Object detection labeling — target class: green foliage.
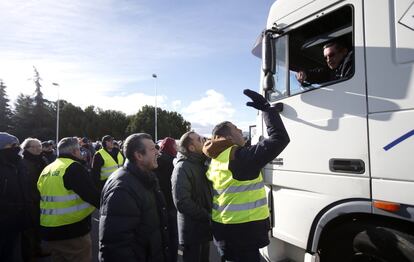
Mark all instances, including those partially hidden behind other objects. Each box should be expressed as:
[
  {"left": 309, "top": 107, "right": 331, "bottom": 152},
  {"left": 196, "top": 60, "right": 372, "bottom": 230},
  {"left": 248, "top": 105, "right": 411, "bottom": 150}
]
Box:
[
  {"left": 0, "top": 80, "right": 12, "bottom": 132},
  {"left": 12, "top": 94, "right": 35, "bottom": 139},
  {"left": 98, "top": 109, "right": 128, "bottom": 140},
  {"left": 59, "top": 101, "right": 86, "bottom": 138},
  {"left": 126, "top": 105, "right": 191, "bottom": 140},
  {"left": 29, "top": 67, "right": 55, "bottom": 140}
]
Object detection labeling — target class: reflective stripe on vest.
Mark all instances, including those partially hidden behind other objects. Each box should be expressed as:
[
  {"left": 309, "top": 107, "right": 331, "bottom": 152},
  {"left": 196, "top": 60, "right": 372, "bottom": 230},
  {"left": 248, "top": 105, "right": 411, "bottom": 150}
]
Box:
[
  {"left": 41, "top": 194, "right": 80, "bottom": 202},
  {"left": 37, "top": 158, "right": 95, "bottom": 227},
  {"left": 206, "top": 146, "right": 269, "bottom": 224},
  {"left": 97, "top": 149, "right": 124, "bottom": 180},
  {"left": 40, "top": 202, "right": 92, "bottom": 215},
  {"left": 212, "top": 197, "right": 268, "bottom": 212},
  {"left": 213, "top": 181, "right": 265, "bottom": 195}
]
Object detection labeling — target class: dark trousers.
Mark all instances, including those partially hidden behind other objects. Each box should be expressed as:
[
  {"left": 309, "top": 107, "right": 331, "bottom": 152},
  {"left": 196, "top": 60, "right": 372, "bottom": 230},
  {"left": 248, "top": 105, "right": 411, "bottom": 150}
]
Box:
[
  {"left": 0, "top": 232, "right": 23, "bottom": 262},
  {"left": 46, "top": 233, "right": 92, "bottom": 262},
  {"left": 215, "top": 239, "right": 261, "bottom": 262},
  {"left": 182, "top": 241, "right": 210, "bottom": 262},
  {"left": 168, "top": 209, "right": 179, "bottom": 262}
]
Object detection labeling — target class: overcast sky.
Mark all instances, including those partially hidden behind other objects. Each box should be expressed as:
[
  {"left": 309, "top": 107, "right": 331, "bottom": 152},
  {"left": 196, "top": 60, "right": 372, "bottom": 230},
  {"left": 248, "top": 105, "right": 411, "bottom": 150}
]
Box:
[{"left": 0, "top": 0, "right": 274, "bottom": 136}]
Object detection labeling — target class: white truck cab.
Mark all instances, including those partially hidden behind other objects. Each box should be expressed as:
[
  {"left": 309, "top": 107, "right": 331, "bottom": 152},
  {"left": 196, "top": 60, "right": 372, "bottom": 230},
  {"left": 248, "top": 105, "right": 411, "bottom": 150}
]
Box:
[{"left": 253, "top": 0, "right": 414, "bottom": 261}]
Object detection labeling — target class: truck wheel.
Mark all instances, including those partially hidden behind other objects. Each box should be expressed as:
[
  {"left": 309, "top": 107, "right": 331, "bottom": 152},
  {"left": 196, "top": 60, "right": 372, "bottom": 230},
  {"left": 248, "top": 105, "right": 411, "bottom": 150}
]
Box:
[
  {"left": 353, "top": 226, "right": 414, "bottom": 262},
  {"left": 319, "top": 222, "right": 365, "bottom": 262},
  {"left": 319, "top": 223, "right": 414, "bottom": 262}
]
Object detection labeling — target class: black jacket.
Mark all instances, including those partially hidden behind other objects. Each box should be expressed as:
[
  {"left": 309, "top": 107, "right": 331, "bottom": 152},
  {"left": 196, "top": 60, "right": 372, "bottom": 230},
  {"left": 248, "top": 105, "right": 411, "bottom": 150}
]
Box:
[
  {"left": 305, "top": 50, "right": 354, "bottom": 84},
  {"left": 40, "top": 154, "right": 100, "bottom": 241},
  {"left": 155, "top": 152, "right": 176, "bottom": 211},
  {"left": 99, "top": 160, "right": 170, "bottom": 262},
  {"left": 0, "top": 151, "right": 32, "bottom": 233},
  {"left": 41, "top": 151, "right": 56, "bottom": 165},
  {"left": 22, "top": 151, "right": 47, "bottom": 226},
  {"left": 171, "top": 152, "right": 212, "bottom": 245},
  {"left": 203, "top": 106, "right": 290, "bottom": 249}
]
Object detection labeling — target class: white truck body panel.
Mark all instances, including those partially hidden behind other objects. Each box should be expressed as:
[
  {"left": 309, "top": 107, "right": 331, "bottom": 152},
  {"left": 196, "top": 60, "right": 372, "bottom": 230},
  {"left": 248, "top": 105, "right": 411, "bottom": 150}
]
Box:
[{"left": 257, "top": 0, "right": 414, "bottom": 261}]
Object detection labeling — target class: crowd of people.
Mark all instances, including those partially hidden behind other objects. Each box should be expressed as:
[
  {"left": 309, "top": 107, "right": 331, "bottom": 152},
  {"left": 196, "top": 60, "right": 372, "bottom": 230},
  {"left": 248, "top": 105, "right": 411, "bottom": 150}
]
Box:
[{"left": 0, "top": 89, "right": 290, "bottom": 262}]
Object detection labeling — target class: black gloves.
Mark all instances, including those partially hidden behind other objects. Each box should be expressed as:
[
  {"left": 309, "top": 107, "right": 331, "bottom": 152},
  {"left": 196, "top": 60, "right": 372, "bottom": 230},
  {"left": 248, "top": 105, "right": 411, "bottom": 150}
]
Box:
[
  {"left": 244, "top": 89, "right": 270, "bottom": 111},
  {"left": 243, "top": 89, "right": 283, "bottom": 112}
]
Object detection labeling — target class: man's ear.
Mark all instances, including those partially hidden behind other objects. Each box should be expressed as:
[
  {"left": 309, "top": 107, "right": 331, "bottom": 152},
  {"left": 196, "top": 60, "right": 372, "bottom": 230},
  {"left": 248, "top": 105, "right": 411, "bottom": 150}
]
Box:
[
  {"left": 133, "top": 151, "right": 143, "bottom": 162},
  {"left": 188, "top": 144, "right": 195, "bottom": 153},
  {"left": 226, "top": 135, "right": 233, "bottom": 142}
]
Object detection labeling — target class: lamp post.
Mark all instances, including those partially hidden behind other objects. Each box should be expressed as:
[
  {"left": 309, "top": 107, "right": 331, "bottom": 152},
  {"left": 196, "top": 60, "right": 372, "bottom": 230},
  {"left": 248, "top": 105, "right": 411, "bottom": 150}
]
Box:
[
  {"left": 52, "top": 82, "right": 60, "bottom": 153},
  {"left": 152, "top": 74, "right": 158, "bottom": 142}
]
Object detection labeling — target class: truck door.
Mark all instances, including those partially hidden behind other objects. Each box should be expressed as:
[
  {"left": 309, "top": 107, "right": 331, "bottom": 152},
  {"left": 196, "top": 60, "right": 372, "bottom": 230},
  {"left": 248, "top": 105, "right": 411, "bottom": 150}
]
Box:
[{"left": 364, "top": 0, "right": 414, "bottom": 209}]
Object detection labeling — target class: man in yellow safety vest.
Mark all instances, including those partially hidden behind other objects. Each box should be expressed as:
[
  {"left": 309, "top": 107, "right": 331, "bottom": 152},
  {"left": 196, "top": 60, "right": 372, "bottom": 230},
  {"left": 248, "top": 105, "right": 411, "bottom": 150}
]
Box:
[
  {"left": 203, "top": 89, "right": 290, "bottom": 262},
  {"left": 92, "top": 135, "right": 124, "bottom": 190},
  {"left": 37, "top": 137, "right": 100, "bottom": 262}
]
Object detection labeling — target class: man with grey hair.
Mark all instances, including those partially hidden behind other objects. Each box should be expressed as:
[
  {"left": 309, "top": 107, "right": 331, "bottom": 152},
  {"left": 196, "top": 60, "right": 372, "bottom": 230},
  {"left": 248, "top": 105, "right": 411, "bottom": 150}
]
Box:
[
  {"left": 37, "top": 137, "right": 100, "bottom": 262},
  {"left": 20, "top": 137, "right": 49, "bottom": 260},
  {"left": 99, "top": 133, "right": 170, "bottom": 262},
  {"left": 172, "top": 131, "right": 212, "bottom": 262}
]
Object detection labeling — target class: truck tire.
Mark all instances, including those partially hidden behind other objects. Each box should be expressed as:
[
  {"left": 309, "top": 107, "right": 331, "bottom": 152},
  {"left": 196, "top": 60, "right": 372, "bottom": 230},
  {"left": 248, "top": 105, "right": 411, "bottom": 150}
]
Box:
[
  {"left": 353, "top": 226, "right": 414, "bottom": 262},
  {"left": 319, "top": 221, "right": 365, "bottom": 262},
  {"left": 319, "top": 222, "right": 414, "bottom": 262}
]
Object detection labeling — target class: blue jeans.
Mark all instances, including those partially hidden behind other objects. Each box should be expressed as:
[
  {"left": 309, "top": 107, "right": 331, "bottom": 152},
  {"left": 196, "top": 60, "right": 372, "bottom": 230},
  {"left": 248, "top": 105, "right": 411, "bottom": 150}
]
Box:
[{"left": 214, "top": 239, "right": 261, "bottom": 262}]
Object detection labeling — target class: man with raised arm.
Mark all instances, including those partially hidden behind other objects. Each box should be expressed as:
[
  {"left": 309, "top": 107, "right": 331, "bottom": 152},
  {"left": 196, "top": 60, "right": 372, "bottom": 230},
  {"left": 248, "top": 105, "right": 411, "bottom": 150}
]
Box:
[{"left": 203, "top": 89, "right": 290, "bottom": 262}]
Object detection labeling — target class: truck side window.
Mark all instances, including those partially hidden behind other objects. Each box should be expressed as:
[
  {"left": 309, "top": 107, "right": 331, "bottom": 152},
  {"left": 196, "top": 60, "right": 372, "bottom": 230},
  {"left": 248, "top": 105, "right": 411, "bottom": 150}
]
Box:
[{"left": 268, "top": 5, "right": 354, "bottom": 102}]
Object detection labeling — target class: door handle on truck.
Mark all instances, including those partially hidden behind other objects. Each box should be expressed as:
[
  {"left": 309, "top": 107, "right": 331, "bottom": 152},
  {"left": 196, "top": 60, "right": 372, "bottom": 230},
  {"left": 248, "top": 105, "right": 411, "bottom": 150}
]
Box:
[{"left": 329, "top": 158, "right": 365, "bottom": 174}]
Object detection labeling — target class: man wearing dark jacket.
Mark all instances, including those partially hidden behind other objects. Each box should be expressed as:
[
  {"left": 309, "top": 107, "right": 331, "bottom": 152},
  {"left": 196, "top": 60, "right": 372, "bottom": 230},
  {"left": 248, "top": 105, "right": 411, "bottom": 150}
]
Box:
[
  {"left": 37, "top": 137, "right": 100, "bottom": 262},
  {"left": 0, "top": 132, "right": 31, "bottom": 262},
  {"left": 296, "top": 41, "right": 353, "bottom": 85},
  {"left": 41, "top": 141, "right": 56, "bottom": 165},
  {"left": 79, "top": 137, "right": 93, "bottom": 170},
  {"left": 172, "top": 131, "right": 212, "bottom": 262},
  {"left": 92, "top": 135, "right": 124, "bottom": 190},
  {"left": 21, "top": 138, "right": 49, "bottom": 260},
  {"left": 155, "top": 137, "right": 179, "bottom": 262},
  {"left": 202, "top": 89, "right": 290, "bottom": 262},
  {"left": 99, "top": 133, "right": 170, "bottom": 262}
]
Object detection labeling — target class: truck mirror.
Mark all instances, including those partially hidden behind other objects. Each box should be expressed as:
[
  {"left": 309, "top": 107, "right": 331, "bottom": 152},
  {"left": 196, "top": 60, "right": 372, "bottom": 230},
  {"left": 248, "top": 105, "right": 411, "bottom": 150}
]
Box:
[
  {"left": 262, "top": 31, "right": 275, "bottom": 91},
  {"left": 263, "top": 73, "right": 275, "bottom": 91},
  {"left": 262, "top": 31, "right": 275, "bottom": 74}
]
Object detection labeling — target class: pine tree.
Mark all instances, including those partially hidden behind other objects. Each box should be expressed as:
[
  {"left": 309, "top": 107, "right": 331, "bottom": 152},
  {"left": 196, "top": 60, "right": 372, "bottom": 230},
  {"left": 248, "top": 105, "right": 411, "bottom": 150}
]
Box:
[
  {"left": 0, "top": 80, "right": 13, "bottom": 132},
  {"left": 30, "top": 66, "right": 55, "bottom": 140},
  {"left": 12, "top": 93, "right": 34, "bottom": 140}
]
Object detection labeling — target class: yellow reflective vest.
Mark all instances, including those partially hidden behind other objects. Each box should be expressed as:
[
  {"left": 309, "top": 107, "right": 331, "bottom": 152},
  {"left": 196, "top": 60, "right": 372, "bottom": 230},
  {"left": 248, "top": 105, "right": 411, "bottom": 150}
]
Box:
[
  {"left": 97, "top": 149, "right": 124, "bottom": 181},
  {"left": 206, "top": 146, "right": 269, "bottom": 224},
  {"left": 37, "top": 158, "right": 95, "bottom": 227}
]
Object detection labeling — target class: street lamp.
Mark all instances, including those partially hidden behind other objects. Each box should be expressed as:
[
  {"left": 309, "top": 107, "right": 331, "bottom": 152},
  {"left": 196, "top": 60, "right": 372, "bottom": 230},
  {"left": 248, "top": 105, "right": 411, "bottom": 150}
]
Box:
[
  {"left": 152, "top": 74, "right": 158, "bottom": 142},
  {"left": 52, "top": 82, "right": 60, "bottom": 153}
]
